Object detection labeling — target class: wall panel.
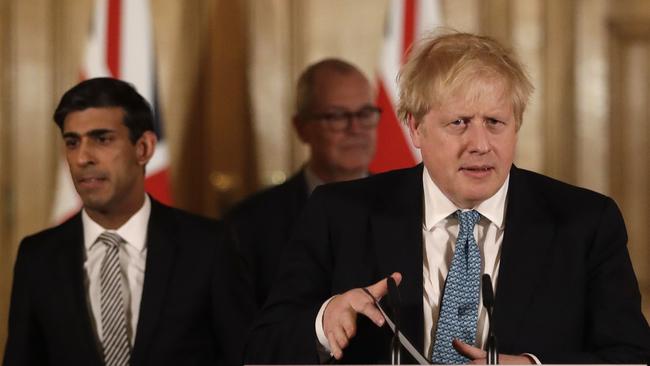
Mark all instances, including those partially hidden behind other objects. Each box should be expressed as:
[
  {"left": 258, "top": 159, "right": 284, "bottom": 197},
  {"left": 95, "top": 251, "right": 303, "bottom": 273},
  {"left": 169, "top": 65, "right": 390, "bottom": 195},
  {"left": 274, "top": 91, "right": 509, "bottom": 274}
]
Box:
[
  {"left": 608, "top": 18, "right": 650, "bottom": 316},
  {"left": 0, "top": 0, "right": 11, "bottom": 359},
  {"left": 542, "top": 0, "right": 577, "bottom": 183}
]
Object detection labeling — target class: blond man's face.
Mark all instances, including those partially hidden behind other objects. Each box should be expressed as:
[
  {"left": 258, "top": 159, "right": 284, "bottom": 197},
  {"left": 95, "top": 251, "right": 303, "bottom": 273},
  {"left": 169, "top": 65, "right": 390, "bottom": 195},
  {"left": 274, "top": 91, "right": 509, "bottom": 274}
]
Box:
[{"left": 409, "top": 80, "right": 517, "bottom": 208}]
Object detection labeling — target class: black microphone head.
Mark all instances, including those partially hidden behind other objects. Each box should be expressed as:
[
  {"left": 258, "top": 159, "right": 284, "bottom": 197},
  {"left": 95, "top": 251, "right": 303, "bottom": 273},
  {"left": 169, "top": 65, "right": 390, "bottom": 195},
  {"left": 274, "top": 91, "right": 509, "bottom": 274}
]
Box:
[
  {"left": 387, "top": 276, "right": 398, "bottom": 297},
  {"left": 386, "top": 276, "right": 401, "bottom": 322},
  {"left": 482, "top": 274, "right": 494, "bottom": 308}
]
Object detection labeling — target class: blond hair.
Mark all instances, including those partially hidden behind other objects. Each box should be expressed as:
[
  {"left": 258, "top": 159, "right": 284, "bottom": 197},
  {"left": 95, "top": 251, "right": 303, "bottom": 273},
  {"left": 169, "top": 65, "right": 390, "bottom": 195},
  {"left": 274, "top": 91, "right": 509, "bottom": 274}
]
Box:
[{"left": 397, "top": 31, "right": 533, "bottom": 129}]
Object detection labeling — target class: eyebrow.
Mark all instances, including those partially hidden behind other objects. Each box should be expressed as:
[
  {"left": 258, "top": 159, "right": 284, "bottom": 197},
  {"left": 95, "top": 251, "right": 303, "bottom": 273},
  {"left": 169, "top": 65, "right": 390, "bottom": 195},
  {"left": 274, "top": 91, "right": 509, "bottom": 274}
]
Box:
[{"left": 62, "top": 128, "right": 115, "bottom": 139}]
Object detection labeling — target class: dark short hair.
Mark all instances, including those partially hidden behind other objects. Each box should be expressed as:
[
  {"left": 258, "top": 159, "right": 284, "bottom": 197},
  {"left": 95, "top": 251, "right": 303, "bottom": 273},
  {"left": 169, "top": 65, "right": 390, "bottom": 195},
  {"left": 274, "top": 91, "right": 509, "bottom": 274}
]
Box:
[
  {"left": 295, "top": 58, "right": 370, "bottom": 117},
  {"left": 53, "top": 77, "right": 155, "bottom": 143}
]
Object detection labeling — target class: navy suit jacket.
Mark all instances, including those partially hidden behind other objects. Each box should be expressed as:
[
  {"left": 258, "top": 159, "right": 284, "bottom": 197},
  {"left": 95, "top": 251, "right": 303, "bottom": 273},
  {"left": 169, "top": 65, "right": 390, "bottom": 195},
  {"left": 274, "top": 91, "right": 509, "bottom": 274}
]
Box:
[
  {"left": 4, "top": 199, "right": 253, "bottom": 366},
  {"left": 225, "top": 170, "right": 309, "bottom": 307},
  {"left": 246, "top": 165, "right": 650, "bottom": 364}
]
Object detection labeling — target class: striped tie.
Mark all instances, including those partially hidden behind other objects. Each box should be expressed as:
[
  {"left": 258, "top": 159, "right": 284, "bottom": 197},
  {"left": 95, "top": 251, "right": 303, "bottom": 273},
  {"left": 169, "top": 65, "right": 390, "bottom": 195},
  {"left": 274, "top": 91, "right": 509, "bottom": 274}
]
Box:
[
  {"left": 98, "top": 231, "right": 131, "bottom": 366},
  {"left": 431, "top": 210, "right": 482, "bottom": 364}
]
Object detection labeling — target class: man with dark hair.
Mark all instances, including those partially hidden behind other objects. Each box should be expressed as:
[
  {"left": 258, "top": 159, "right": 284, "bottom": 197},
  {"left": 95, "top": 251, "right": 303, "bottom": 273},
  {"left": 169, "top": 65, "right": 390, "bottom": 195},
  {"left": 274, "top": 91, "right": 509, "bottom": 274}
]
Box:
[
  {"left": 53, "top": 77, "right": 155, "bottom": 143},
  {"left": 226, "top": 58, "right": 380, "bottom": 307},
  {"left": 4, "top": 77, "right": 253, "bottom": 366}
]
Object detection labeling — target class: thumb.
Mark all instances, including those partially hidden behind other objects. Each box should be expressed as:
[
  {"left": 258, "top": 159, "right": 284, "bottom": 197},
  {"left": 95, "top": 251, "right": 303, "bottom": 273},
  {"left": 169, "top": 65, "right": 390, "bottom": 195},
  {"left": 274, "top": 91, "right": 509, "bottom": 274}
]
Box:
[
  {"left": 366, "top": 272, "right": 402, "bottom": 300},
  {"left": 452, "top": 339, "right": 486, "bottom": 360}
]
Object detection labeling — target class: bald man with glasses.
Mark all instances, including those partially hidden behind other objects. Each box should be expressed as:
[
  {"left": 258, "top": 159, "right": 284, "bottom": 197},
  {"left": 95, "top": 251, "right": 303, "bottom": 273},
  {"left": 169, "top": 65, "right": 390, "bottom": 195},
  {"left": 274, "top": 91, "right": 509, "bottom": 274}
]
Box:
[{"left": 225, "top": 58, "right": 379, "bottom": 308}]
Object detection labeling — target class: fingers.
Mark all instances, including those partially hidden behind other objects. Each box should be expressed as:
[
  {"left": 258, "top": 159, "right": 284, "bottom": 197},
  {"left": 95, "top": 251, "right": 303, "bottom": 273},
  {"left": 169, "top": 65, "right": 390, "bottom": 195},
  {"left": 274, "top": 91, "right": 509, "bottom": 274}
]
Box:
[
  {"left": 322, "top": 289, "right": 369, "bottom": 359},
  {"left": 365, "top": 272, "right": 403, "bottom": 300},
  {"left": 322, "top": 273, "right": 403, "bottom": 360},
  {"left": 452, "top": 339, "right": 535, "bottom": 365},
  {"left": 356, "top": 272, "right": 402, "bottom": 326},
  {"left": 326, "top": 327, "right": 347, "bottom": 360},
  {"left": 452, "top": 339, "right": 486, "bottom": 362}
]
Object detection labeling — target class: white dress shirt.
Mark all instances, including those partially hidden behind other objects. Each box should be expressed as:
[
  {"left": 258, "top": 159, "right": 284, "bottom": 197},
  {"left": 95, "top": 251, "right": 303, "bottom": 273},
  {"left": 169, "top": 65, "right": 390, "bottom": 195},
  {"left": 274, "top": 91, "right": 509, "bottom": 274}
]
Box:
[
  {"left": 315, "top": 167, "right": 509, "bottom": 358},
  {"left": 421, "top": 166, "right": 507, "bottom": 356},
  {"left": 82, "top": 195, "right": 150, "bottom": 346},
  {"left": 304, "top": 165, "right": 325, "bottom": 196}
]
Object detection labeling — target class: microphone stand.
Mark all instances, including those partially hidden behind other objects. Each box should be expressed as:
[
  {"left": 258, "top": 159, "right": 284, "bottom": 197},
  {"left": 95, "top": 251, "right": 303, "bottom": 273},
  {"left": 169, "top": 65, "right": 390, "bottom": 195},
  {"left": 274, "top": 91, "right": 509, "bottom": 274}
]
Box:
[
  {"left": 387, "top": 276, "right": 401, "bottom": 365},
  {"left": 482, "top": 274, "right": 499, "bottom": 364}
]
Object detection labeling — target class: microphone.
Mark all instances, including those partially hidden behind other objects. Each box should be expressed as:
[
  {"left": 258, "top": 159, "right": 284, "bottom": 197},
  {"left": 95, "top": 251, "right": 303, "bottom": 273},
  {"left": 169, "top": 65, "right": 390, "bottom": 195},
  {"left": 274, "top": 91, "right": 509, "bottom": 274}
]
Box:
[
  {"left": 482, "top": 274, "right": 498, "bottom": 364},
  {"left": 386, "top": 276, "right": 401, "bottom": 365}
]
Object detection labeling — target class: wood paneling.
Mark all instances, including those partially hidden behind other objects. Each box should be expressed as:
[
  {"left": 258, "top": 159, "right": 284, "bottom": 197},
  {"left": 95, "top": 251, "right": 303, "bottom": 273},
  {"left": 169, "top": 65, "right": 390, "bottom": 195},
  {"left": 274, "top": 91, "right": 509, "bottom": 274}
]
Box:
[
  {"left": 542, "top": 0, "right": 577, "bottom": 183},
  {"left": 0, "top": 0, "right": 11, "bottom": 359},
  {"left": 575, "top": 0, "right": 608, "bottom": 194},
  {"left": 511, "top": 0, "right": 544, "bottom": 172},
  {"left": 247, "top": 0, "right": 294, "bottom": 186},
  {"left": 173, "top": 0, "right": 255, "bottom": 218},
  {"left": 608, "top": 18, "right": 650, "bottom": 316},
  {"left": 479, "top": 0, "right": 512, "bottom": 46}
]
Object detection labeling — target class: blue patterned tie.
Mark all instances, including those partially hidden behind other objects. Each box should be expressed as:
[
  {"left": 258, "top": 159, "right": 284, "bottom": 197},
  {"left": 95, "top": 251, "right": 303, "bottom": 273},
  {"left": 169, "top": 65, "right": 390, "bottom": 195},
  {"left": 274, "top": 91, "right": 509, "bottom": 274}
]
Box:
[{"left": 431, "top": 210, "right": 481, "bottom": 364}]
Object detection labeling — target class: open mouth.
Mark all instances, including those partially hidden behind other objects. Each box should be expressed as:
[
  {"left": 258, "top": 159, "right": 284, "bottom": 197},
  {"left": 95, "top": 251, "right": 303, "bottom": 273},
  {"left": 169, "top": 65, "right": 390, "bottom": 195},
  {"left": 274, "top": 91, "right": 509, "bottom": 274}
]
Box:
[
  {"left": 460, "top": 166, "right": 494, "bottom": 177},
  {"left": 77, "top": 176, "right": 107, "bottom": 189}
]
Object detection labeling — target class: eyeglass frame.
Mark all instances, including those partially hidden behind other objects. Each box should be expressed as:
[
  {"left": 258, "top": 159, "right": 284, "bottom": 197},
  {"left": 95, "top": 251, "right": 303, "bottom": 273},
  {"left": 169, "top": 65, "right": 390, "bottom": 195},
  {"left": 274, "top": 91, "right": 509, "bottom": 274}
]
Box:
[{"left": 302, "top": 106, "right": 382, "bottom": 132}]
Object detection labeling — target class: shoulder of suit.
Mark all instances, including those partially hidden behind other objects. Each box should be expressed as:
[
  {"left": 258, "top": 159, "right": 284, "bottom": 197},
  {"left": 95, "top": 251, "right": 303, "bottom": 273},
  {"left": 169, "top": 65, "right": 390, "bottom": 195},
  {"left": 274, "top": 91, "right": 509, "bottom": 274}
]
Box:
[
  {"left": 224, "top": 170, "right": 307, "bottom": 220},
  {"left": 512, "top": 167, "right": 615, "bottom": 210},
  {"left": 309, "top": 165, "right": 422, "bottom": 210},
  {"left": 18, "top": 212, "right": 82, "bottom": 256},
  {"left": 150, "top": 199, "right": 220, "bottom": 231},
  {"left": 316, "top": 165, "right": 420, "bottom": 194}
]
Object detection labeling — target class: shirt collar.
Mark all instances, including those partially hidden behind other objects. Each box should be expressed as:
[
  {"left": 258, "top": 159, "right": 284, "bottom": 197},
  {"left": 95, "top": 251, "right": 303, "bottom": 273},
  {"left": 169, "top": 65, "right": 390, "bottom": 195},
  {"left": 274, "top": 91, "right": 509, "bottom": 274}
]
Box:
[
  {"left": 304, "top": 164, "right": 325, "bottom": 196},
  {"left": 422, "top": 166, "right": 509, "bottom": 231},
  {"left": 83, "top": 195, "right": 151, "bottom": 252}
]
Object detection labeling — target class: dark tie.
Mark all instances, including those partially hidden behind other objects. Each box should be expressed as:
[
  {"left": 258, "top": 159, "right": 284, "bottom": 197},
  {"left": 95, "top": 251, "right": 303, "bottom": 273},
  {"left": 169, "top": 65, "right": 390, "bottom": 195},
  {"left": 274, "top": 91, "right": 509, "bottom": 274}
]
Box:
[
  {"left": 98, "top": 231, "right": 131, "bottom": 366},
  {"left": 431, "top": 210, "right": 482, "bottom": 364}
]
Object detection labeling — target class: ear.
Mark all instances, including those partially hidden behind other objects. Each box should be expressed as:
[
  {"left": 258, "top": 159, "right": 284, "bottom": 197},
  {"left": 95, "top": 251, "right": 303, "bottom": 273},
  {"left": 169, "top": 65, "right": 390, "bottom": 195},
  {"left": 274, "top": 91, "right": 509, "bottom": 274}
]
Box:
[
  {"left": 293, "top": 115, "right": 310, "bottom": 143},
  {"left": 407, "top": 114, "right": 423, "bottom": 149},
  {"left": 135, "top": 131, "right": 157, "bottom": 166}
]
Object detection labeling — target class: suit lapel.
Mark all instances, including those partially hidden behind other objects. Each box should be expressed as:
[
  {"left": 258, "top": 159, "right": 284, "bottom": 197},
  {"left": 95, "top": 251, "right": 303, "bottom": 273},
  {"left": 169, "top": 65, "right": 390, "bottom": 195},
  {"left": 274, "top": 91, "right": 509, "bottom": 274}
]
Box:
[
  {"left": 131, "top": 200, "right": 177, "bottom": 365},
  {"left": 291, "top": 169, "right": 310, "bottom": 219},
  {"left": 372, "top": 165, "right": 425, "bottom": 354},
  {"left": 55, "top": 214, "right": 104, "bottom": 365},
  {"left": 494, "top": 167, "right": 556, "bottom": 345}
]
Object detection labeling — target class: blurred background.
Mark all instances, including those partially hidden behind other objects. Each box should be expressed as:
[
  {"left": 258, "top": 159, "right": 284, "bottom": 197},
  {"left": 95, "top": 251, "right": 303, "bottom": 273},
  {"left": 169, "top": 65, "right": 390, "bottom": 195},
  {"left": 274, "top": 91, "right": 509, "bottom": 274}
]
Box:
[{"left": 0, "top": 0, "right": 649, "bottom": 355}]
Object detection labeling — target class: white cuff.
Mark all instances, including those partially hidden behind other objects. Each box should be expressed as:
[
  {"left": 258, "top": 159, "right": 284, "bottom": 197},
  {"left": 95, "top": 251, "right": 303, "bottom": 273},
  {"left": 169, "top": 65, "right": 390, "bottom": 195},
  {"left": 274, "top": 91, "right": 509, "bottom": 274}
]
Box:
[
  {"left": 315, "top": 295, "right": 337, "bottom": 351},
  {"left": 522, "top": 353, "right": 541, "bottom": 365}
]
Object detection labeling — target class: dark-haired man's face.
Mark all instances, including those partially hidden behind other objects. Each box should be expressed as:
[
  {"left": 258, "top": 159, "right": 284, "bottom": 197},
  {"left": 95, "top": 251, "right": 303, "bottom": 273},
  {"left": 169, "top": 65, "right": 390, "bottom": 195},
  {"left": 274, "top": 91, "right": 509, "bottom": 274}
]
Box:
[{"left": 62, "top": 107, "right": 155, "bottom": 226}]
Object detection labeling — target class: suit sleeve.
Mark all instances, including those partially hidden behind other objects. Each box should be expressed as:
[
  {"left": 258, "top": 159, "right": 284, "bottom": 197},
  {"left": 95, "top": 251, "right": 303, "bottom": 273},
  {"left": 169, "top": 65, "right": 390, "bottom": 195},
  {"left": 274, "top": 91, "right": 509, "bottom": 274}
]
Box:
[
  {"left": 245, "top": 188, "right": 334, "bottom": 364},
  {"left": 539, "top": 198, "right": 650, "bottom": 364},
  {"left": 211, "top": 223, "right": 257, "bottom": 366},
  {"left": 3, "top": 239, "right": 47, "bottom": 366},
  {"left": 584, "top": 198, "right": 650, "bottom": 363}
]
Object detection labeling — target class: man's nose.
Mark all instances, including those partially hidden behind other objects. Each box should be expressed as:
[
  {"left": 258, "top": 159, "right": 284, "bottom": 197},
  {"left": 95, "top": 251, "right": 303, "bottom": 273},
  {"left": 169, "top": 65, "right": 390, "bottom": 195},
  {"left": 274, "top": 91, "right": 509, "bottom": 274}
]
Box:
[
  {"left": 344, "top": 114, "right": 368, "bottom": 134},
  {"left": 466, "top": 121, "right": 491, "bottom": 154},
  {"left": 75, "top": 139, "right": 96, "bottom": 166}
]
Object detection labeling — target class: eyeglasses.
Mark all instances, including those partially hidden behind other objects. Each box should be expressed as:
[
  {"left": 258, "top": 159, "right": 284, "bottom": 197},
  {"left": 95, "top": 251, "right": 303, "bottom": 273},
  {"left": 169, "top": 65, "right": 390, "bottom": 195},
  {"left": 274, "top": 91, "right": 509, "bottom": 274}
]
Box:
[{"left": 308, "top": 106, "right": 382, "bottom": 131}]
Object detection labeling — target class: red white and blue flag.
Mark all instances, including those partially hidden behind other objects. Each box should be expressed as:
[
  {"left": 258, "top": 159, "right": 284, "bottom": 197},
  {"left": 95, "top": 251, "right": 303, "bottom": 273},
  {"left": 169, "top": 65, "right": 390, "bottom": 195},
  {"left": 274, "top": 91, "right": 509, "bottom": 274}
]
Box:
[
  {"left": 370, "top": 0, "right": 442, "bottom": 173},
  {"left": 51, "top": 0, "right": 172, "bottom": 222}
]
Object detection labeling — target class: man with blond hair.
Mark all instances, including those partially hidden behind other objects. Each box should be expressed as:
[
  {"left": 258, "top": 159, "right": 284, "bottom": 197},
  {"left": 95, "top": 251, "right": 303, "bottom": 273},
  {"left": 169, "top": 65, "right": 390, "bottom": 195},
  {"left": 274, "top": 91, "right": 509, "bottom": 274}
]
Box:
[{"left": 246, "top": 32, "right": 650, "bottom": 364}]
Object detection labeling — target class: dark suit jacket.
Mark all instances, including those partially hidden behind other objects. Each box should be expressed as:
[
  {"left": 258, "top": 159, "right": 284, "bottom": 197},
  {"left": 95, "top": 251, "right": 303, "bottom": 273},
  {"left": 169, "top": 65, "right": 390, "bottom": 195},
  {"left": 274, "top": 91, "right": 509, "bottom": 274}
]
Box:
[
  {"left": 246, "top": 165, "right": 650, "bottom": 364},
  {"left": 225, "top": 170, "right": 309, "bottom": 307},
  {"left": 4, "top": 199, "right": 253, "bottom": 366}
]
